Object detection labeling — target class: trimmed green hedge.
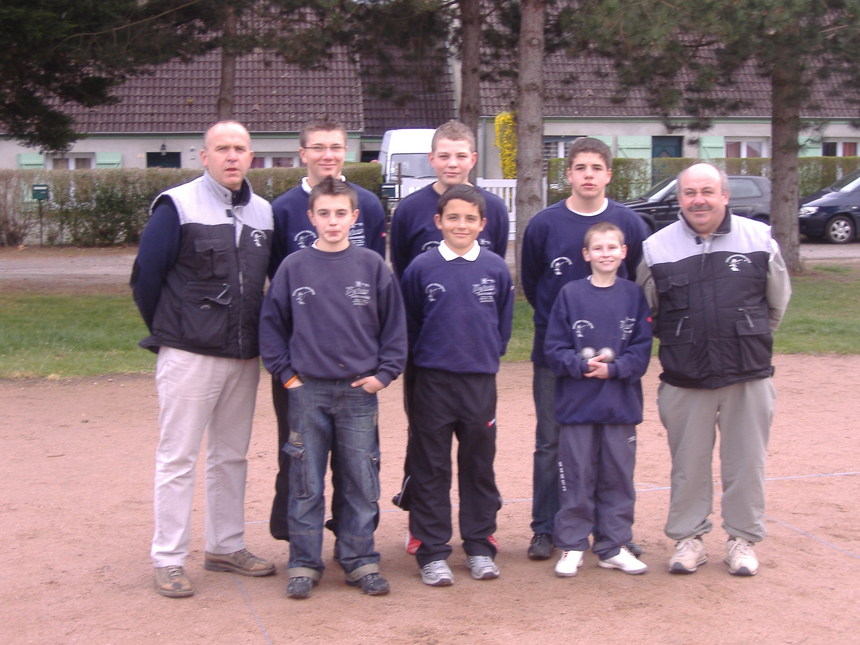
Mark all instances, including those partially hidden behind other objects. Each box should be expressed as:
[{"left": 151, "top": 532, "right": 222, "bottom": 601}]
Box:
[{"left": 0, "top": 163, "right": 383, "bottom": 247}]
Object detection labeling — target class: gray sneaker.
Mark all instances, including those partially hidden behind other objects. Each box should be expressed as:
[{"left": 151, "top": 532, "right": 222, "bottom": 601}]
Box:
[
  {"left": 669, "top": 537, "right": 707, "bottom": 574},
  {"left": 466, "top": 555, "right": 500, "bottom": 580},
  {"left": 421, "top": 559, "right": 454, "bottom": 586},
  {"left": 725, "top": 537, "right": 759, "bottom": 576}
]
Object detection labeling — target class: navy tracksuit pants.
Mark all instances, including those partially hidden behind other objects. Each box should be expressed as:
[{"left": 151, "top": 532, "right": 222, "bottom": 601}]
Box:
[{"left": 407, "top": 368, "right": 501, "bottom": 567}]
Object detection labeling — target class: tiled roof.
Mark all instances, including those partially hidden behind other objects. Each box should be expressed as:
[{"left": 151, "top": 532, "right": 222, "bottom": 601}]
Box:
[
  {"left": 481, "top": 50, "right": 858, "bottom": 120},
  {"left": 59, "top": 46, "right": 454, "bottom": 136},
  {"left": 359, "top": 53, "right": 456, "bottom": 135},
  {"left": 64, "top": 47, "right": 364, "bottom": 134},
  {"left": 53, "top": 45, "right": 860, "bottom": 137}
]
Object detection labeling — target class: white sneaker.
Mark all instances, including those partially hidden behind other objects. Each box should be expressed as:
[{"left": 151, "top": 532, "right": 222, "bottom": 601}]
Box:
[
  {"left": 466, "top": 555, "right": 500, "bottom": 580},
  {"left": 669, "top": 537, "right": 707, "bottom": 574},
  {"left": 554, "top": 550, "right": 584, "bottom": 577},
  {"left": 420, "top": 559, "right": 454, "bottom": 586},
  {"left": 725, "top": 537, "right": 759, "bottom": 576},
  {"left": 598, "top": 547, "right": 648, "bottom": 575}
]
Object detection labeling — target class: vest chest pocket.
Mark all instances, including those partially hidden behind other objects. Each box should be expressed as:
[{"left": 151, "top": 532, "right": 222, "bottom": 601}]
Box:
[
  {"left": 194, "top": 239, "right": 230, "bottom": 279},
  {"left": 180, "top": 282, "right": 231, "bottom": 348},
  {"left": 656, "top": 274, "right": 689, "bottom": 312}
]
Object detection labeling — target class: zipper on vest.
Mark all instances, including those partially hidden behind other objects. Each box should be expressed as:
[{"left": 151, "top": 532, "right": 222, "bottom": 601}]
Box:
[
  {"left": 674, "top": 316, "right": 688, "bottom": 336},
  {"left": 738, "top": 307, "right": 754, "bottom": 328}
]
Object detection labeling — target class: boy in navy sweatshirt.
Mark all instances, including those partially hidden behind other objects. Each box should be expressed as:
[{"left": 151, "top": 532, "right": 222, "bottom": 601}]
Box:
[
  {"left": 543, "top": 222, "right": 652, "bottom": 578},
  {"left": 400, "top": 184, "right": 514, "bottom": 586},
  {"left": 260, "top": 177, "right": 407, "bottom": 599}
]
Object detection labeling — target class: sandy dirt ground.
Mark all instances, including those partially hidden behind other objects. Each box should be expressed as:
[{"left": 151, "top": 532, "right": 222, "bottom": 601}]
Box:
[{"left": 1, "top": 246, "right": 859, "bottom": 645}]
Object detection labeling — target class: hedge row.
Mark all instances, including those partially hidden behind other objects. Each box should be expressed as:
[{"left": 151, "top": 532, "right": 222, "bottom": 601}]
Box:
[
  {"left": 3, "top": 157, "right": 859, "bottom": 246},
  {"left": 0, "top": 163, "right": 383, "bottom": 247}
]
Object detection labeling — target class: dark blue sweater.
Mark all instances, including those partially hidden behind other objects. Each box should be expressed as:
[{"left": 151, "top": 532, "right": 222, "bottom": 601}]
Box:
[
  {"left": 521, "top": 198, "right": 647, "bottom": 366},
  {"left": 268, "top": 182, "right": 386, "bottom": 279},
  {"left": 389, "top": 183, "right": 509, "bottom": 277},
  {"left": 400, "top": 246, "right": 514, "bottom": 374},
  {"left": 543, "top": 278, "right": 653, "bottom": 425},
  {"left": 260, "top": 244, "right": 407, "bottom": 387}
]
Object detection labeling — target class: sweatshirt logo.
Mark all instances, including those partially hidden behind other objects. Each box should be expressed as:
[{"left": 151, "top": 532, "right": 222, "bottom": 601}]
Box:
[
  {"left": 726, "top": 254, "right": 752, "bottom": 272},
  {"left": 551, "top": 257, "right": 573, "bottom": 275},
  {"left": 348, "top": 222, "right": 366, "bottom": 246},
  {"left": 472, "top": 278, "right": 497, "bottom": 303},
  {"left": 425, "top": 283, "right": 446, "bottom": 302},
  {"left": 292, "top": 286, "right": 316, "bottom": 305},
  {"left": 251, "top": 229, "right": 268, "bottom": 247},
  {"left": 619, "top": 316, "right": 636, "bottom": 340},
  {"left": 294, "top": 229, "right": 317, "bottom": 249},
  {"left": 478, "top": 238, "right": 492, "bottom": 248},
  {"left": 421, "top": 240, "right": 441, "bottom": 253},
  {"left": 345, "top": 281, "right": 371, "bottom": 306},
  {"left": 572, "top": 320, "right": 594, "bottom": 338}
]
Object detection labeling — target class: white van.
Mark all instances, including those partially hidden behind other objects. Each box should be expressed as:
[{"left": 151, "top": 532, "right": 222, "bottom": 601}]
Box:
[{"left": 378, "top": 129, "right": 435, "bottom": 199}]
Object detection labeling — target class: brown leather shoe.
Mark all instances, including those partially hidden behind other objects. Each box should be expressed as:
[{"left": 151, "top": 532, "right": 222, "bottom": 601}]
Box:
[
  {"left": 154, "top": 565, "right": 193, "bottom": 598},
  {"left": 204, "top": 548, "right": 276, "bottom": 576}
]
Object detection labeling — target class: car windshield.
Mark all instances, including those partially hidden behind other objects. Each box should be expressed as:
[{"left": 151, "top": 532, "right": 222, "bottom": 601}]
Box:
[
  {"left": 639, "top": 177, "right": 675, "bottom": 201},
  {"left": 830, "top": 169, "right": 860, "bottom": 192},
  {"left": 389, "top": 153, "right": 435, "bottom": 179}
]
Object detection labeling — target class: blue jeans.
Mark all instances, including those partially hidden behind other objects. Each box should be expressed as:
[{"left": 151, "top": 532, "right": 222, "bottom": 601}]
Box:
[
  {"left": 285, "top": 377, "right": 381, "bottom": 581},
  {"left": 531, "top": 363, "right": 560, "bottom": 535}
]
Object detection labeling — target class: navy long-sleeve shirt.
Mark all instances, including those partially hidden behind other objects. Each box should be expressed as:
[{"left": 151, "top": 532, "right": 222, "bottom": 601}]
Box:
[
  {"left": 544, "top": 277, "right": 653, "bottom": 425},
  {"left": 260, "top": 243, "right": 407, "bottom": 387},
  {"left": 268, "top": 181, "right": 386, "bottom": 279},
  {"left": 521, "top": 198, "right": 648, "bottom": 366},
  {"left": 389, "top": 183, "right": 509, "bottom": 277},
  {"left": 400, "top": 244, "right": 514, "bottom": 374}
]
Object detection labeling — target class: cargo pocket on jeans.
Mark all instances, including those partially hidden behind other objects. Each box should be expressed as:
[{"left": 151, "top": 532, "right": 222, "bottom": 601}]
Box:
[{"left": 283, "top": 431, "right": 310, "bottom": 499}]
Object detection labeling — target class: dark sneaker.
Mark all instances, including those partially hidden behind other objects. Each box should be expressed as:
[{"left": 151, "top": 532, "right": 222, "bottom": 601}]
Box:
[
  {"left": 527, "top": 533, "right": 553, "bottom": 560},
  {"left": 204, "top": 548, "right": 276, "bottom": 576},
  {"left": 287, "top": 576, "right": 316, "bottom": 599},
  {"left": 154, "top": 565, "right": 193, "bottom": 598},
  {"left": 347, "top": 572, "right": 390, "bottom": 596},
  {"left": 626, "top": 541, "right": 644, "bottom": 557}
]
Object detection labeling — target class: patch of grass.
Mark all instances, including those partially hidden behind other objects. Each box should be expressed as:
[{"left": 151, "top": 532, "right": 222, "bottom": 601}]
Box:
[
  {"left": 775, "top": 263, "right": 860, "bottom": 354},
  {"left": 0, "top": 294, "right": 155, "bottom": 378},
  {"left": 1, "top": 263, "right": 857, "bottom": 379}
]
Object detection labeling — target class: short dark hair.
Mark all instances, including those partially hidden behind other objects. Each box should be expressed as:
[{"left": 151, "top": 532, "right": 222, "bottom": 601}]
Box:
[
  {"left": 567, "top": 137, "right": 612, "bottom": 170},
  {"left": 583, "top": 221, "right": 624, "bottom": 248},
  {"left": 432, "top": 120, "right": 476, "bottom": 153},
  {"left": 437, "top": 184, "right": 486, "bottom": 218},
  {"left": 308, "top": 176, "right": 357, "bottom": 211},
  {"left": 300, "top": 119, "right": 346, "bottom": 147}
]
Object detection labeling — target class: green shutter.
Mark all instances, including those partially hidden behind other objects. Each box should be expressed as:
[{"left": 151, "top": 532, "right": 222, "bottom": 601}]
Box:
[
  {"left": 698, "top": 136, "right": 724, "bottom": 160},
  {"left": 95, "top": 152, "right": 122, "bottom": 168},
  {"left": 616, "top": 136, "right": 651, "bottom": 159},
  {"left": 17, "top": 153, "right": 45, "bottom": 169}
]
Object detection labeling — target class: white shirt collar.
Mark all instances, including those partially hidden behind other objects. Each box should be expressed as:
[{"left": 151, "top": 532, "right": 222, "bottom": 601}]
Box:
[{"left": 438, "top": 240, "right": 481, "bottom": 261}]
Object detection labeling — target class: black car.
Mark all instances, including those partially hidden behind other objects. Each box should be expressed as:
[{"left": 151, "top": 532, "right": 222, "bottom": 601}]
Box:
[
  {"left": 624, "top": 175, "right": 772, "bottom": 232},
  {"left": 798, "top": 169, "right": 860, "bottom": 244}
]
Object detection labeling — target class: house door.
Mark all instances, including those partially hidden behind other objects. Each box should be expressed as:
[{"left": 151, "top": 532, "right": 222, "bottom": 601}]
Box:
[{"left": 651, "top": 136, "right": 683, "bottom": 183}]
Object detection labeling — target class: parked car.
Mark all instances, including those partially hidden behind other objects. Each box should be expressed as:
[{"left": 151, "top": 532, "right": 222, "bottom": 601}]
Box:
[
  {"left": 798, "top": 169, "right": 860, "bottom": 244},
  {"left": 624, "top": 175, "right": 772, "bottom": 232}
]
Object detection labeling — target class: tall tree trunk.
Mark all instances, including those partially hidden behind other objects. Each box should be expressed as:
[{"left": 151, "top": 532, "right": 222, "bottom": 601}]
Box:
[
  {"left": 459, "top": 0, "right": 481, "bottom": 183},
  {"left": 216, "top": 6, "right": 237, "bottom": 121},
  {"left": 514, "top": 0, "right": 545, "bottom": 290},
  {"left": 770, "top": 56, "right": 803, "bottom": 275}
]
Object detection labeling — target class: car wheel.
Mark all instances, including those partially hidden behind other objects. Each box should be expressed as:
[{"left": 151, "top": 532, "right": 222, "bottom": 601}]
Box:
[{"left": 824, "top": 215, "right": 855, "bottom": 244}]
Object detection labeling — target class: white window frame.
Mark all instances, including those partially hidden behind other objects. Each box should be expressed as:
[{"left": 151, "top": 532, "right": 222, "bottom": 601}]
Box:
[
  {"left": 725, "top": 139, "right": 769, "bottom": 158},
  {"left": 822, "top": 140, "right": 860, "bottom": 157}
]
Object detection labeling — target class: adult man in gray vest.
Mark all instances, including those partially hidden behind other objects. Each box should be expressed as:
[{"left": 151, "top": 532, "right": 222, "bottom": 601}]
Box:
[
  {"left": 132, "top": 121, "right": 276, "bottom": 598},
  {"left": 638, "top": 163, "right": 791, "bottom": 577}
]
